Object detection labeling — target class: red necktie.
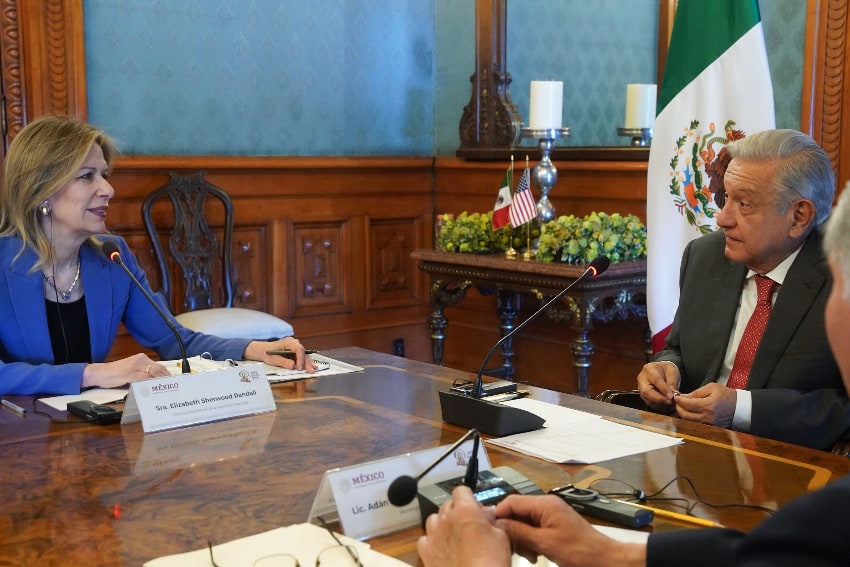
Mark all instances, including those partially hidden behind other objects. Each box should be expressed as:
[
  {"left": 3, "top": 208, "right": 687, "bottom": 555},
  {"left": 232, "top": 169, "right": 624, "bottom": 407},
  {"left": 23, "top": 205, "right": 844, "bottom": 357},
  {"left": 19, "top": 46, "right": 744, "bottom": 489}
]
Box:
[{"left": 727, "top": 275, "right": 777, "bottom": 389}]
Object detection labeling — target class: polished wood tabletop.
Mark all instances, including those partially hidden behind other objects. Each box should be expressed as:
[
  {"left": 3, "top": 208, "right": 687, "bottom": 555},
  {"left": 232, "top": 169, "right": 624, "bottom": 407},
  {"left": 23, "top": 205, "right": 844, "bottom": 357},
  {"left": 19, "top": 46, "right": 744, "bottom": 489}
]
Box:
[{"left": 1, "top": 347, "right": 849, "bottom": 565}]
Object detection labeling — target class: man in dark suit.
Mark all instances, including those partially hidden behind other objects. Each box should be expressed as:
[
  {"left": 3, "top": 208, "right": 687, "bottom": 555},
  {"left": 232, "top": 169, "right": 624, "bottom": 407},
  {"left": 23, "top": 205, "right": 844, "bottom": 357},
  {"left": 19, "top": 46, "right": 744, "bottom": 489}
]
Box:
[
  {"left": 416, "top": 179, "right": 850, "bottom": 567},
  {"left": 636, "top": 129, "right": 850, "bottom": 450}
]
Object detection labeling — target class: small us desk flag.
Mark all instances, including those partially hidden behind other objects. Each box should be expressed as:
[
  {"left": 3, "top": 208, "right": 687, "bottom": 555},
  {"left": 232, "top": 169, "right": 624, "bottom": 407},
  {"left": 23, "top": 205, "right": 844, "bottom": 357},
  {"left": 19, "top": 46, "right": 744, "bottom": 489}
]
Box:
[
  {"left": 646, "top": 0, "right": 775, "bottom": 353},
  {"left": 509, "top": 164, "right": 537, "bottom": 228},
  {"left": 492, "top": 167, "right": 513, "bottom": 230}
]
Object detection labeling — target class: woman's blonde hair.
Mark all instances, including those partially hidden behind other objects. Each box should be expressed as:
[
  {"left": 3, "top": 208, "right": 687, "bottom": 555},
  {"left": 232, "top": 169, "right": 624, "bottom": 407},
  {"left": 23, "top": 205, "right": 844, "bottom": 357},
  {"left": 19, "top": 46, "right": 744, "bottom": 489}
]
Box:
[{"left": 0, "top": 115, "right": 118, "bottom": 270}]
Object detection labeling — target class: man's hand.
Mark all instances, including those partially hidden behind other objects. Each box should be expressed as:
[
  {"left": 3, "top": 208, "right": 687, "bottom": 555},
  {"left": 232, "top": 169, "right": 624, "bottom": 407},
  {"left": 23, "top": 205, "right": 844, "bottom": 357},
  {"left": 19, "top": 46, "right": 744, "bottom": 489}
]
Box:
[
  {"left": 674, "top": 382, "right": 738, "bottom": 428},
  {"left": 418, "top": 486, "right": 511, "bottom": 567},
  {"left": 494, "top": 494, "right": 646, "bottom": 567},
  {"left": 637, "top": 361, "right": 681, "bottom": 412}
]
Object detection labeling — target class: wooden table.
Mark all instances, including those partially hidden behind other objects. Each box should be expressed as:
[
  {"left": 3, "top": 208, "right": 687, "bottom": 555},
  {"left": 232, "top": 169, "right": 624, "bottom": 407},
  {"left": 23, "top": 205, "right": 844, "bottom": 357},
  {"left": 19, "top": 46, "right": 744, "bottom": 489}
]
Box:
[
  {"left": 2, "top": 347, "right": 848, "bottom": 565},
  {"left": 411, "top": 249, "right": 648, "bottom": 396}
]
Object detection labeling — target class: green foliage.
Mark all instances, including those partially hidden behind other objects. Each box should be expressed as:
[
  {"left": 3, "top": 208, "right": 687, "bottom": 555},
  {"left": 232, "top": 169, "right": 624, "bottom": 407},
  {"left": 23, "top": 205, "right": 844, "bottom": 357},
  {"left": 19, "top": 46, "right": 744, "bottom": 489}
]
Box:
[
  {"left": 436, "top": 210, "right": 646, "bottom": 264},
  {"left": 536, "top": 212, "right": 647, "bottom": 264},
  {"left": 436, "top": 211, "right": 541, "bottom": 253}
]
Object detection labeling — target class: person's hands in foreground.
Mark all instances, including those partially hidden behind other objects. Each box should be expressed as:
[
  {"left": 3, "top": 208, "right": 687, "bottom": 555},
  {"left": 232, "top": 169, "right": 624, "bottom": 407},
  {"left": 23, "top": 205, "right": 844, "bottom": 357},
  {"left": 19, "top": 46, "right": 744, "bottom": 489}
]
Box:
[
  {"left": 494, "top": 493, "right": 646, "bottom": 567},
  {"left": 418, "top": 486, "right": 511, "bottom": 567}
]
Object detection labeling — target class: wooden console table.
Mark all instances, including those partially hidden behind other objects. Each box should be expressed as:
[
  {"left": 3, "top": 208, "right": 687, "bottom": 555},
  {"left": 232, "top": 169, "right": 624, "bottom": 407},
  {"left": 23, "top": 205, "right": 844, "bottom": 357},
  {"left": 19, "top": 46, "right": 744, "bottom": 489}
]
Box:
[{"left": 411, "top": 249, "right": 648, "bottom": 396}]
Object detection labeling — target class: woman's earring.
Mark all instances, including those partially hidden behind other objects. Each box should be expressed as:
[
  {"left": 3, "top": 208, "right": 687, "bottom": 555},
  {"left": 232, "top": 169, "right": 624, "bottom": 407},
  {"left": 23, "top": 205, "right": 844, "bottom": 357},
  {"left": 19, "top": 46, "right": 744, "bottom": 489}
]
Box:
[{"left": 39, "top": 201, "right": 50, "bottom": 216}]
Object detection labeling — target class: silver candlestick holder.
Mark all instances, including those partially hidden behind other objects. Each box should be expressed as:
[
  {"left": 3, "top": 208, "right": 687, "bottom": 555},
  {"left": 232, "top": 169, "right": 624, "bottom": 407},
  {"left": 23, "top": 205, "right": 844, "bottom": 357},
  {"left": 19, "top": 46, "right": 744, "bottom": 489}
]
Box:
[
  {"left": 520, "top": 126, "right": 571, "bottom": 223},
  {"left": 617, "top": 127, "right": 653, "bottom": 147}
]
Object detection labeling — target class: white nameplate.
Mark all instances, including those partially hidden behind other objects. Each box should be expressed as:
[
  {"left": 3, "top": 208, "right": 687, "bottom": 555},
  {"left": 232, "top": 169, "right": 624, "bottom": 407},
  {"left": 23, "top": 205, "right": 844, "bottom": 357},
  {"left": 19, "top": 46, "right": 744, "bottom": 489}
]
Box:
[
  {"left": 307, "top": 440, "right": 491, "bottom": 540},
  {"left": 121, "top": 362, "right": 276, "bottom": 433}
]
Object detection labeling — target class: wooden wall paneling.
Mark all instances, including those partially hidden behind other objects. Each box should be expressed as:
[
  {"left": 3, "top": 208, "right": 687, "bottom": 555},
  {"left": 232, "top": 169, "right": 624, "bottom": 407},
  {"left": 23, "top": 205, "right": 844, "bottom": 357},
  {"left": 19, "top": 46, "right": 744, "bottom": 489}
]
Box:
[
  {"left": 0, "top": 0, "right": 87, "bottom": 143},
  {"left": 367, "top": 216, "right": 425, "bottom": 310},
  {"left": 103, "top": 156, "right": 436, "bottom": 365},
  {"left": 802, "top": 0, "right": 850, "bottom": 191},
  {"left": 232, "top": 227, "right": 266, "bottom": 310},
  {"left": 291, "top": 221, "right": 350, "bottom": 316},
  {"left": 433, "top": 157, "right": 649, "bottom": 221}
]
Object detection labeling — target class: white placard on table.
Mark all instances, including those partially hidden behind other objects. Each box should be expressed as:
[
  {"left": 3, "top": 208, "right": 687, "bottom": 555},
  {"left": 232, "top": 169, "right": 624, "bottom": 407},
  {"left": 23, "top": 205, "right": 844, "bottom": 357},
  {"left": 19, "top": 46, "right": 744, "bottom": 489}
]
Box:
[
  {"left": 307, "top": 439, "right": 491, "bottom": 540},
  {"left": 121, "top": 362, "right": 276, "bottom": 433}
]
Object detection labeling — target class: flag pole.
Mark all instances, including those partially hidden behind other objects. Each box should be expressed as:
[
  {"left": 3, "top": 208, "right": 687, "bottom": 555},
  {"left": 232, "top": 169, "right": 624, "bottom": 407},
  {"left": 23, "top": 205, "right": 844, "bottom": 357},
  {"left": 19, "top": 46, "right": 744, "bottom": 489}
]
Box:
[
  {"left": 522, "top": 155, "right": 535, "bottom": 261},
  {"left": 504, "top": 155, "right": 517, "bottom": 260}
]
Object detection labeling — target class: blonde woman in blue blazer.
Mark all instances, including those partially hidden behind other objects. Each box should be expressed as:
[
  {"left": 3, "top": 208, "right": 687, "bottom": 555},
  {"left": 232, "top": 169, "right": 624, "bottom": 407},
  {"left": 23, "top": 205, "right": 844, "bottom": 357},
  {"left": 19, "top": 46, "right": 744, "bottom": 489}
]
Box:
[{"left": 0, "top": 115, "right": 315, "bottom": 395}]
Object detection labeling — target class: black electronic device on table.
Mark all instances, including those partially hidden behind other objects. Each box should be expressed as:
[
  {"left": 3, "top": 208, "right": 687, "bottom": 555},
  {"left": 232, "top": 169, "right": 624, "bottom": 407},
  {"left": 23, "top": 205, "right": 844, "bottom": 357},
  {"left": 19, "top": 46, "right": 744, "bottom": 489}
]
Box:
[
  {"left": 416, "top": 466, "right": 544, "bottom": 526},
  {"left": 67, "top": 400, "right": 123, "bottom": 425},
  {"left": 551, "top": 484, "right": 653, "bottom": 528}
]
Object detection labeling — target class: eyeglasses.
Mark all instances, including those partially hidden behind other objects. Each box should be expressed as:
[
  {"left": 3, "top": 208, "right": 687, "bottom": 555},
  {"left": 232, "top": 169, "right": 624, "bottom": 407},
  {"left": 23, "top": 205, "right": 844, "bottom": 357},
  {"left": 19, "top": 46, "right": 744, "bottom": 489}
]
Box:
[
  {"left": 207, "top": 541, "right": 361, "bottom": 567},
  {"left": 207, "top": 518, "right": 363, "bottom": 567}
]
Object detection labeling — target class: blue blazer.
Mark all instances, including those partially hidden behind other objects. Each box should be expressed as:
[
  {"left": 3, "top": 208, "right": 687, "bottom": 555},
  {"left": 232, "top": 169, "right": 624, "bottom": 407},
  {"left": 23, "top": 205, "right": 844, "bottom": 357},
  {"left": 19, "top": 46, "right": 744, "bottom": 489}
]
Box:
[{"left": 0, "top": 235, "right": 251, "bottom": 395}]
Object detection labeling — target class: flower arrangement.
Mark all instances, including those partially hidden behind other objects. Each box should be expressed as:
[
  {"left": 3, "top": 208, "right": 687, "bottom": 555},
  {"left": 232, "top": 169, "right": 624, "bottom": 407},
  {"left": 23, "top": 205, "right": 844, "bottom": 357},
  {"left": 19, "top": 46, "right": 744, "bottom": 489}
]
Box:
[
  {"left": 435, "top": 211, "right": 540, "bottom": 253},
  {"left": 436, "top": 211, "right": 646, "bottom": 264},
  {"left": 536, "top": 212, "right": 647, "bottom": 264}
]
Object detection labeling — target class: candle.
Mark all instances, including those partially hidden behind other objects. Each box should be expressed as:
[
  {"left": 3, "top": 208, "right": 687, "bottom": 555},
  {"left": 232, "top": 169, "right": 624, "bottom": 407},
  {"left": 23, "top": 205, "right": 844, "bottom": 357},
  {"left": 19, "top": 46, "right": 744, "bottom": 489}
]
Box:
[
  {"left": 529, "top": 81, "right": 563, "bottom": 130},
  {"left": 624, "top": 84, "right": 657, "bottom": 129}
]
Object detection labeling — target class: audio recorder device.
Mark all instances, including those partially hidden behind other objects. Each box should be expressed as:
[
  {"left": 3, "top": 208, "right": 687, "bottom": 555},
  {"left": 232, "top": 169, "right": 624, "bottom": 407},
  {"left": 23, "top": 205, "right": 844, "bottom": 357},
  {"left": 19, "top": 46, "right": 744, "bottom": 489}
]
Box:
[{"left": 417, "top": 466, "right": 544, "bottom": 525}]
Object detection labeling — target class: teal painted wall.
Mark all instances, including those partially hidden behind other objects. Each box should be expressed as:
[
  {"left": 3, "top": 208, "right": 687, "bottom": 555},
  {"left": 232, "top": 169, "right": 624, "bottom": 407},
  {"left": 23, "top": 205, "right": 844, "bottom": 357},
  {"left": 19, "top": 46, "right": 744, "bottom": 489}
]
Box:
[{"left": 83, "top": 0, "right": 805, "bottom": 157}]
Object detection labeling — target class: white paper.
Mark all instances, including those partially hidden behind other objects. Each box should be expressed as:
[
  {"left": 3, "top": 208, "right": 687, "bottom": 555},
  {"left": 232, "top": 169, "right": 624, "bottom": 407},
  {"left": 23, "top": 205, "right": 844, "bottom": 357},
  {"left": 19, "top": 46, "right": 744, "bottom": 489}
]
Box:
[
  {"left": 145, "top": 522, "right": 408, "bottom": 567},
  {"left": 37, "top": 388, "right": 129, "bottom": 411},
  {"left": 593, "top": 524, "right": 651, "bottom": 543},
  {"left": 488, "top": 399, "right": 682, "bottom": 463},
  {"left": 162, "top": 353, "right": 363, "bottom": 383}
]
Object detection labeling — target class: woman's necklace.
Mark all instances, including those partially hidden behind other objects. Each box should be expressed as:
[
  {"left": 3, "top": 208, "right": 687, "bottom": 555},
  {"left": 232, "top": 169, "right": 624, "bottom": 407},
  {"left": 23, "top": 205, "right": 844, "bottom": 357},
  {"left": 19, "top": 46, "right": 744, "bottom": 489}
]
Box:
[{"left": 44, "top": 258, "right": 81, "bottom": 301}]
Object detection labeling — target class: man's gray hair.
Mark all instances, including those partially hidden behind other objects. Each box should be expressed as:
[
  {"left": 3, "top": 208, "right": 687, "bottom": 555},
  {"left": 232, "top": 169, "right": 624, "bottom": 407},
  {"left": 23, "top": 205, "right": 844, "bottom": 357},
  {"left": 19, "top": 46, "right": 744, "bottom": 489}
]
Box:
[{"left": 726, "top": 129, "right": 835, "bottom": 226}]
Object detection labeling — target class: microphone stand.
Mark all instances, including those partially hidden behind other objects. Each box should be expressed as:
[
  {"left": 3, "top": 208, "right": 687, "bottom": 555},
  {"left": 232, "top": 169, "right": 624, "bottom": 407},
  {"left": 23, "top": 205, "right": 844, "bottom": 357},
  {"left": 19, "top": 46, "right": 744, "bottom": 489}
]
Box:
[
  {"left": 104, "top": 245, "right": 192, "bottom": 374},
  {"left": 387, "top": 429, "right": 480, "bottom": 507},
  {"left": 440, "top": 256, "right": 610, "bottom": 436}
]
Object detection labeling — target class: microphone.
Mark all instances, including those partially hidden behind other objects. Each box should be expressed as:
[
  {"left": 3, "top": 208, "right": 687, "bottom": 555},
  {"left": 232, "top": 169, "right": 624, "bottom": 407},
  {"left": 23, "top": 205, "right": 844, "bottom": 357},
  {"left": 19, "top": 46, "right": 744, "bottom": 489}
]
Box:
[
  {"left": 99, "top": 240, "right": 191, "bottom": 374},
  {"left": 439, "top": 255, "right": 611, "bottom": 436},
  {"left": 387, "top": 428, "right": 479, "bottom": 507}
]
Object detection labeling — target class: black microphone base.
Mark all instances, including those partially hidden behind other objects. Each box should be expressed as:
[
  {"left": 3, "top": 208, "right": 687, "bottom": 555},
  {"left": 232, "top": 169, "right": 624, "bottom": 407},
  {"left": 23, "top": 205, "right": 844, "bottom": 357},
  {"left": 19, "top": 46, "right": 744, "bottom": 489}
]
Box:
[
  {"left": 417, "top": 466, "right": 544, "bottom": 526},
  {"left": 439, "top": 390, "right": 545, "bottom": 437}
]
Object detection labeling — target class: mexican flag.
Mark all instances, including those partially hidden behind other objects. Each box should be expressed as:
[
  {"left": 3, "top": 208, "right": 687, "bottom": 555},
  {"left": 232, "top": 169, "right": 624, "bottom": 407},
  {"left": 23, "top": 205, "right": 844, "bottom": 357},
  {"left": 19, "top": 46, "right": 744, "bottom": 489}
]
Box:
[
  {"left": 492, "top": 167, "right": 513, "bottom": 230},
  {"left": 646, "top": 0, "right": 775, "bottom": 352}
]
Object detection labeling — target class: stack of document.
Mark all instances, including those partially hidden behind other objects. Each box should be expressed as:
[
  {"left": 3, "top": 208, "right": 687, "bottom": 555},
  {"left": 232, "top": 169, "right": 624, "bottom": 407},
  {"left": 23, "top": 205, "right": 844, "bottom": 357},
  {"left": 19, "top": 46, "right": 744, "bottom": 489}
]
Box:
[
  {"left": 161, "top": 353, "right": 363, "bottom": 383},
  {"left": 487, "top": 398, "right": 682, "bottom": 464}
]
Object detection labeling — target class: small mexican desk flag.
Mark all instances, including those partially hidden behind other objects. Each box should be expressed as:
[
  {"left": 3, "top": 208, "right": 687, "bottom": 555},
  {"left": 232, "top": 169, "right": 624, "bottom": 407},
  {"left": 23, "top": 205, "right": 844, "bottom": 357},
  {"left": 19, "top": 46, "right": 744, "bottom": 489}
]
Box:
[
  {"left": 646, "top": 0, "right": 775, "bottom": 352},
  {"left": 492, "top": 167, "right": 513, "bottom": 230}
]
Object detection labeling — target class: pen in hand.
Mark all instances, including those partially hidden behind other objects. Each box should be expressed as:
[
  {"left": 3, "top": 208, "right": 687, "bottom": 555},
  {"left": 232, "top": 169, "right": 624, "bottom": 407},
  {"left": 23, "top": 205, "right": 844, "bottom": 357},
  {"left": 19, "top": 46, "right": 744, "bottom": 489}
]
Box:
[{"left": 266, "top": 349, "right": 318, "bottom": 359}]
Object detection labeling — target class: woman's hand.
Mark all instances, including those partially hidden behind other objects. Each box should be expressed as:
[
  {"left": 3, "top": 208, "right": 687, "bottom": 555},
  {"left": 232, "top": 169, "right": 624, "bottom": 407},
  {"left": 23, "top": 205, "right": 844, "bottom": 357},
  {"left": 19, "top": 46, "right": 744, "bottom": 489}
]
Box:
[
  {"left": 81, "top": 353, "right": 171, "bottom": 389},
  {"left": 244, "top": 336, "right": 318, "bottom": 373}
]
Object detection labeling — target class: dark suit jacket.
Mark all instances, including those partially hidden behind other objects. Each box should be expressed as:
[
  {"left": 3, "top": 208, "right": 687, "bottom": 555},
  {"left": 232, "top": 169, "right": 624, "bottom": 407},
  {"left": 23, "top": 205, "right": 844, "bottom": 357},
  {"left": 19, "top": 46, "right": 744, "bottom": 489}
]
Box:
[
  {"left": 0, "top": 235, "right": 251, "bottom": 395},
  {"left": 656, "top": 229, "right": 850, "bottom": 450},
  {"left": 647, "top": 473, "right": 850, "bottom": 566}
]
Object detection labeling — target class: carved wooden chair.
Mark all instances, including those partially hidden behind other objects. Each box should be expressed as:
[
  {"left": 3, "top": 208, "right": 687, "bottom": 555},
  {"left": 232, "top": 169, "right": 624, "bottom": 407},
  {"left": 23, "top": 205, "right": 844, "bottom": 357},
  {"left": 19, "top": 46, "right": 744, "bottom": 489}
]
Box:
[{"left": 142, "top": 172, "right": 293, "bottom": 340}]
